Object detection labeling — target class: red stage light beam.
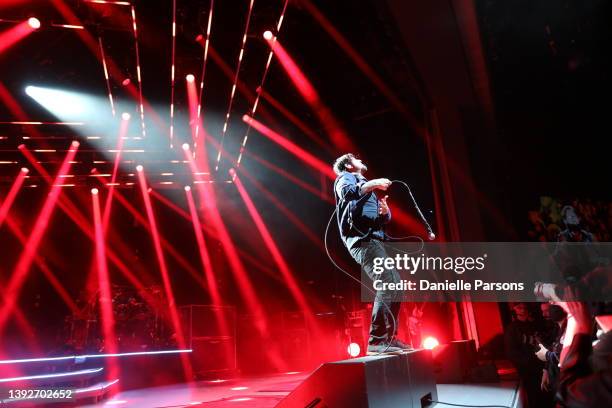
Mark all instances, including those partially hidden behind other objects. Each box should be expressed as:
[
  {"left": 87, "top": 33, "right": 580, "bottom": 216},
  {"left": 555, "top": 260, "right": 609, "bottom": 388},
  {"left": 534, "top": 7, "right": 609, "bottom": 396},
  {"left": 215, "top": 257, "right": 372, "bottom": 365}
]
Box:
[
  {"left": 184, "top": 186, "right": 221, "bottom": 305},
  {"left": 0, "top": 167, "right": 28, "bottom": 228},
  {"left": 236, "top": 0, "right": 290, "bottom": 167},
  {"left": 91, "top": 188, "right": 120, "bottom": 382},
  {"left": 214, "top": 0, "right": 255, "bottom": 172},
  {"left": 4, "top": 216, "right": 79, "bottom": 314},
  {"left": 149, "top": 188, "right": 283, "bottom": 284},
  {"left": 263, "top": 34, "right": 354, "bottom": 151},
  {"left": 101, "top": 113, "right": 130, "bottom": 230},
  {"left": 236, "top": 169, "right": 320, "bottom": 246},
  {"left": 83, "top": 112, "right": 130, "bottom": 350},
  {"left": 231, "top": 170, "right": 321, "bottom": 332},
  {"left": 181, "top": 146, "right": 286, "bottom": 370},
  {"left": 184, "top": 185, "right": 233, "bottom": 361},
  {"left": 240, "top": 119, "right": 424, "bottom": 235},
  {"left": 17, "top": 145, "right": 159, "bottom": 312},
  {"left": 0, "top": 141, "right": 79, "bottom": 333},
  {"left": 258, "top": 89, "right": 332, "bottom": 153},
  {"left": 0, "top": 167, "right": 40, "bottom": 356},
  {"left": 0, "top": 20, "right": 38, "bottom": 55},
  {"left": 136, "top": 166, "right": 192, "bottom": 378},
  {"left": 90, "top": 171, "right": 207, "bottom": 290},
  {"left": 84, "top": 0, "right": 131, "bottom": 5},
  {"left": 242, "top": 115, "right": 335, "bottom": 179},
  {"left": 299, "top": 0, "right": 424, "bottom": 133},
  {"left": 244, "top": 150, "right": 333, "bottom": 203}
]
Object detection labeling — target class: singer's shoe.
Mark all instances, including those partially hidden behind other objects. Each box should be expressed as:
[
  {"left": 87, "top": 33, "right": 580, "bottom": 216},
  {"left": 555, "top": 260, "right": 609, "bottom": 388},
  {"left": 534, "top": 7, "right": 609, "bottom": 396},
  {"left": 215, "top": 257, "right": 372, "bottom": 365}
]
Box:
[
  {"left": 389, "top": 338, "right": 413, "bottom": 350},
  {"left": 366, "top": 343, "right": 403, "bottom": 355}
]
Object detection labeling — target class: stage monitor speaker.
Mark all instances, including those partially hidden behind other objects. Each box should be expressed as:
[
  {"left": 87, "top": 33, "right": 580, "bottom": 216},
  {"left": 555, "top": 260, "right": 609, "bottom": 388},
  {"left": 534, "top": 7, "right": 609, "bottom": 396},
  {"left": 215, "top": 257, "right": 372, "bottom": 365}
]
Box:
[
  {"left": 432, "top": 340, "right": 477, "bottom": 383},
  {"left": 275, "top": 349, "right": 437, "bottom": 408},
  {"left": 180, "top": 305, "right": 236, "bottom": 340},
  {"left": 191, "top": 337, "right": 236, "bottom": 373}
]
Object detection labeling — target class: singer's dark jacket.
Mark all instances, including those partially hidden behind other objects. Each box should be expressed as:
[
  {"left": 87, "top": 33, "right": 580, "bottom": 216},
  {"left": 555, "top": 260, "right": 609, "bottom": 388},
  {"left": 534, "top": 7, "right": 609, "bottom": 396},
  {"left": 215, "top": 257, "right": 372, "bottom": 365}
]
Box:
[{"left": 334, "top": 172, "right": 391, "bottom": 250}]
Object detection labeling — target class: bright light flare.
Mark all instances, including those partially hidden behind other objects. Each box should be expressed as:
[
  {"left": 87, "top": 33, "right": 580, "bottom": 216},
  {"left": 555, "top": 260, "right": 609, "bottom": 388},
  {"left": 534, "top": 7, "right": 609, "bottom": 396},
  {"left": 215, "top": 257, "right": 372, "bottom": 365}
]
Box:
[
  {"left": 347, "top": 342, "right": 361, "bottom": 357},
  {"left": 423, "top": 336, "right": 439, "bottom": 350},
  {"left": 91, "top": 188, "right": 99, "bottom": 195},
  {"left": 186, "top": 74, "right": 195, "bottom": 83},
  {"left": 25, "top": 86, "right": 87, "bottom": 118},
  {"left": 263, "top": 30, "right": 273, "bottom": 40},
  {"left": 121, "top": 112, "right": 131, "bottom": 121},
  {"left": 27, "top": 18, "right": 41, "bottom": 30}
]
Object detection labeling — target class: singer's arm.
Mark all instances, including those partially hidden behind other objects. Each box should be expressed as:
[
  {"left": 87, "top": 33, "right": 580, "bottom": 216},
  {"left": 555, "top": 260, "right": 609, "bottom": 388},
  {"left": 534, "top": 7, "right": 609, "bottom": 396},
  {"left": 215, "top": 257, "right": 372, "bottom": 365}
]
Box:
[
  {"left": 335, "top": 174, "right": 364, "bottom": 201},
  {"left": 360, "top": 178, "right": 391, "bottom": 195}
]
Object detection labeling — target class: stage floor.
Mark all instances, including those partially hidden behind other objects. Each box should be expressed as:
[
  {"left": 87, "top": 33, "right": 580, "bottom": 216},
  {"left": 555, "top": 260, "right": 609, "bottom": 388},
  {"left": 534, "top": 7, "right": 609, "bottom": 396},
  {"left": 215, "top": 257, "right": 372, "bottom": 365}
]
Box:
[{"left": 84, "top": 372, "right": 520, "bottom": 408}]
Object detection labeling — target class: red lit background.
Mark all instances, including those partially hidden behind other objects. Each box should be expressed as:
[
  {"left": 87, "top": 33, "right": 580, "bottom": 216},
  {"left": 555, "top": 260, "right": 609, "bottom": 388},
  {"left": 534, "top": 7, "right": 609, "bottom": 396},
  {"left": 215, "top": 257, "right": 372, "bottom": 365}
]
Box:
[{"left": 0, "top": 0, "right": 609, "bottom": 388}]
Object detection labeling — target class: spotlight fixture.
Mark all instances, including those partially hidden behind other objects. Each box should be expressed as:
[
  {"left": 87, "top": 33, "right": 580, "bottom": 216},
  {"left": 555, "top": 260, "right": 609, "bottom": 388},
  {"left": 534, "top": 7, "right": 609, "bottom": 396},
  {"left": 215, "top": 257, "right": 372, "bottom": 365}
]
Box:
[
  {"left": 91, "top": 188, "right": 99, "bottom": 195},
  {"left": 121, "top": 112, "right": 131, "bottom": 121},
  {"left": 186, "top": 74, "right": 195, "bottom": 83},
  {"left": 27, "top": 17, "right": 41, "bottom": 30},
  {"left": 71, "top": 141, "right": 80, "bottom": 148},
  {"left": 263, "top": 30, "right": 273, "bottom": 41},
  {"left": 20, "top": 167, "right": 29, "bottom": 174},
  {"left": 182, "top": 143, "right": 190, "bottom": 151},
  {"left": 136, "top": 165, "right": 143, "bottom": 172},
  {"left": 184, "top": 186, "right": 191, "bottom": 192},
  {"left": 122, "top": 78, "right": 131, "bottom": 87}
]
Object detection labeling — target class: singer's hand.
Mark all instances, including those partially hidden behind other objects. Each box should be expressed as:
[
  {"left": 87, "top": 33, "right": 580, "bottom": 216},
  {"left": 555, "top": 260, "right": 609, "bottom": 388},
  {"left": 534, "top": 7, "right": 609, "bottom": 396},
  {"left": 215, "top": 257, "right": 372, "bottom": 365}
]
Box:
[{"left": 379, "top": 195, "right": 389, "bottom": 215}]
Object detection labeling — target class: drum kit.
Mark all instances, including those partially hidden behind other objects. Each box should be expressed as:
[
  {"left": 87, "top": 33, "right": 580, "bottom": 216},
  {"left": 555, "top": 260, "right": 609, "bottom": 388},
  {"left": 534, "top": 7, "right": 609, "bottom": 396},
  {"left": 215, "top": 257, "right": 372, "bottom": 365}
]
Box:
[{"left": 65, "top": 284, "right": 175, "bottom": 352}]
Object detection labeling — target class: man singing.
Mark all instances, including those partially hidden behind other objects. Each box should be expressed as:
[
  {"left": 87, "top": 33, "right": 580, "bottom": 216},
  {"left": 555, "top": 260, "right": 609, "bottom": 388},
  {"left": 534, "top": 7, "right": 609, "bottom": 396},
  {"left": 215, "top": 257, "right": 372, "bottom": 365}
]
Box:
[{"left": 333, "top": 153, "right": 410, "bottom": 354}]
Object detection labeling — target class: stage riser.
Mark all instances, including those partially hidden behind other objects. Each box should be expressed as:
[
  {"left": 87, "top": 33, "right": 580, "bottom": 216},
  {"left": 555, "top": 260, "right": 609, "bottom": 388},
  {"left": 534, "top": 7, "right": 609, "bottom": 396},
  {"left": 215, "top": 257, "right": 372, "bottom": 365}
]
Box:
[{"left": 276, "top": 349, "right": 437, "bottom": 408}]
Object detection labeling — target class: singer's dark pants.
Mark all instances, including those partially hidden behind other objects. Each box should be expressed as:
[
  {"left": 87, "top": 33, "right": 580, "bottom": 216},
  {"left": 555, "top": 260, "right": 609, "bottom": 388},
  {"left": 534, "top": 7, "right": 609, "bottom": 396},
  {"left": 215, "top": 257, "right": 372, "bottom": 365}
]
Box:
[{"left": 350, "top": 239, "right": 402, "bottom": 345}]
